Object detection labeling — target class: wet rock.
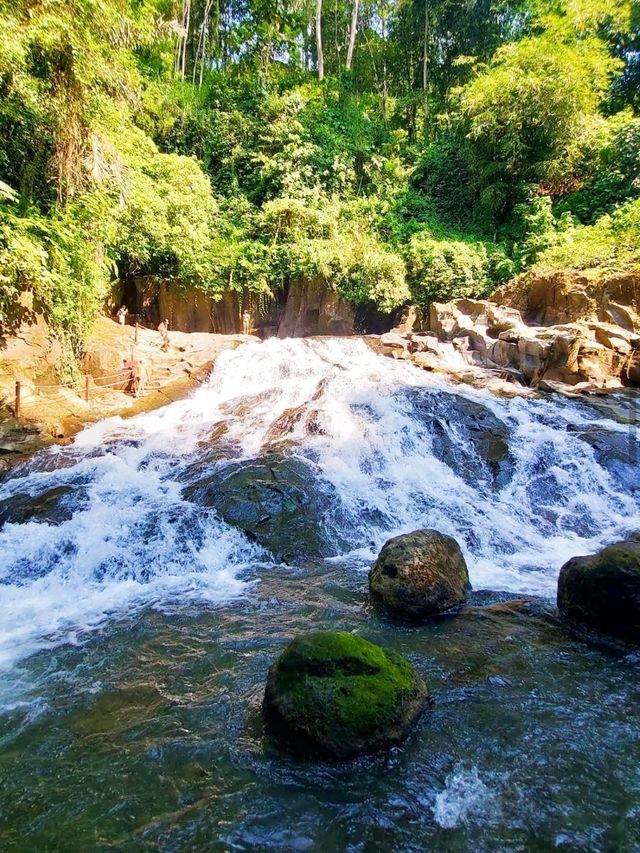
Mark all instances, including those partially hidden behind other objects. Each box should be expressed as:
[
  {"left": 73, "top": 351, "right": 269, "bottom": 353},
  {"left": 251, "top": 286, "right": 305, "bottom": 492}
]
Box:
[
  {"left": 369, "top": 529, "right": 470, "bottom": 621},
  {"left": 412, "top": 392, "right": 514, "bottom": 489},
  {"left": 568, "top": 425, "right": 639, "bottom": 493},
  {"left": 263, "top": 630, "right": 429, "bottom": 759},
  {"left": 182, "top": 454, "right": 343, "bottom": 563},
  {"left": 557, "top": 537, "right": 640, "bottom": 642},
  {"left": 0, "top": 484, "right": 84, "bottom": 527}
]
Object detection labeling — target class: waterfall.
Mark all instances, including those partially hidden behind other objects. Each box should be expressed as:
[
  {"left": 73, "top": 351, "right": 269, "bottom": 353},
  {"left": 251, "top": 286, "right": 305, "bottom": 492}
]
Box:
[{"left": 1, "top": 337, "right": 638, "bottom": 670}]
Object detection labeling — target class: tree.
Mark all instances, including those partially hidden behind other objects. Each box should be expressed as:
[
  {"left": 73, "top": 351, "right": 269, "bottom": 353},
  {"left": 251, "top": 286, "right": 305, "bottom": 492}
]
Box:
[
  {"left": 316, "top": 0, "right": 324, "bottom": 79},
  {"left": 346, "top": 0, "right": 359, "bottom": 71},
  {"left": 456, "top": 35, "right": 621, "bottom": 218}
]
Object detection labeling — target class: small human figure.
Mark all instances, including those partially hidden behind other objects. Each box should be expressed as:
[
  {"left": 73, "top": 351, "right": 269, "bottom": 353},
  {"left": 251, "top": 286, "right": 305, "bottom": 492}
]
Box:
[
  {"left": 117, "top": 305, "right": 128, "bottom": 326},
  {"left": 242, "top": 310, "right": 251, "bottom": 335},
  {"left": 123, "top": 356, "right": 141, "bottom": 396},
  {"left": 158, "top": 318, "right": 170, "bottom": 352}
]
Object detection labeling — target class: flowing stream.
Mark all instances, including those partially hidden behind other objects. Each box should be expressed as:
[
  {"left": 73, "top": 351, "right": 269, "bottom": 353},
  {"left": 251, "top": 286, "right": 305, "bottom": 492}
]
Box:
[{"left": 1, "top": 337, "right": 640, "bottom": 851}]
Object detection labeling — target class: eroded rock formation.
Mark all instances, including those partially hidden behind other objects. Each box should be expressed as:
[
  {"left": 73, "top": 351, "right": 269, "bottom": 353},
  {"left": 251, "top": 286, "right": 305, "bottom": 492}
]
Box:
[{"left": 370, "top": 271, "right": 640, "bottom": 394}]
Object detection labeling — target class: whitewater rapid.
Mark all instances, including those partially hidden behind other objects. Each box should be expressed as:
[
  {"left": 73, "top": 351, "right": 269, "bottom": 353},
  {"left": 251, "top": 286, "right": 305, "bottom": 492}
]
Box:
[{"left": 1, "top": 336, "right": 639, "bottom": 671}]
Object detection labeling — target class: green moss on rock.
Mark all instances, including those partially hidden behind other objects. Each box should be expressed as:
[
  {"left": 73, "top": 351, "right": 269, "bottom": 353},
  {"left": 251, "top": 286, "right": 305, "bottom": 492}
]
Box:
[{"left": 263, "top": 631, "right": 429, "bottom": 759}]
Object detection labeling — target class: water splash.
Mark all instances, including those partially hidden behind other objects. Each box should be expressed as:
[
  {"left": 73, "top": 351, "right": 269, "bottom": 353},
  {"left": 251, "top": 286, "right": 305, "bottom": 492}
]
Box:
[
  {"left": 434, "top": 765, "right": 500, "bottom": 829},
  {"left": 0, "top": 336, "right": 638, "bottom": 670}
]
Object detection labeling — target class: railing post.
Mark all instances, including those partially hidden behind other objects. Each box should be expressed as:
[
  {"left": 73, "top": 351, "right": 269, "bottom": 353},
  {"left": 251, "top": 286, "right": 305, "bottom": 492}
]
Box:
[
  {"left": 14, "top": 380, "right": 21, "bottom": 419},
  {"left": 84, "top": 375, "right": 90, "bottom": 403}
]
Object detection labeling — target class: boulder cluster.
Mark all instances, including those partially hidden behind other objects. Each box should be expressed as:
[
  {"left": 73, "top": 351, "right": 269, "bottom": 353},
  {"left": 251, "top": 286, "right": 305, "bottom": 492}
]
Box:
[
  {"left": 264, "top": 527, "right": 640, "bottom": 760},
  {"left": 263, "top": 527, "right": 470, "bottom": 760},
  {"left": 367, "top": 274, "right": 640, "bottom": 395}
]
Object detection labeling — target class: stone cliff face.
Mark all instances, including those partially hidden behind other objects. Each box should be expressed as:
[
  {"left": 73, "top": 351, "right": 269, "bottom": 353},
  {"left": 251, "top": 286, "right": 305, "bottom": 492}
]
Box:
[
  {"left": 277, "top": 277, "right": 355, "bottom": 338},
  {"left": 493, "top": 270, "right": 640, "bottom": 331},
  {"left": 124, "top": 276, "right": 356, "bottom": 337}
]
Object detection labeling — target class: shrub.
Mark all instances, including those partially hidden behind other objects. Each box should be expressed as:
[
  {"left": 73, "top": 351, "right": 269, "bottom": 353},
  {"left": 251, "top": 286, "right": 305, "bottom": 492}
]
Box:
[{"left": 405, "top": 231, "right": 511, "bottom": 306}]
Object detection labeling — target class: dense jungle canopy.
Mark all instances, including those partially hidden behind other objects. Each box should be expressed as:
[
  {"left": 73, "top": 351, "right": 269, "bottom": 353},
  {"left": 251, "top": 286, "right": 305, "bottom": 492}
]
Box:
[{"left": 0, "top": 0, "right": 639, "bottom": 350}]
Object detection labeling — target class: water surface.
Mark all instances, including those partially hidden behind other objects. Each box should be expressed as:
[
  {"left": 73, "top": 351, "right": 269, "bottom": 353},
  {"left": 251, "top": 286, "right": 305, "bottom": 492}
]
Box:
[{"left": 1, "top": 338, "right": 639, "bottom": 850}]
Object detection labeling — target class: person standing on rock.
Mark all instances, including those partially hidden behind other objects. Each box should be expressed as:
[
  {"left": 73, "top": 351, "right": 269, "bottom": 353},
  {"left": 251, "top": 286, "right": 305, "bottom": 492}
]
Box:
[
  {"left": 242, "top": 310, "right": 251, "bottom": 335},
  {"left": 158, "top": 318, "right": 170, "bottom": 352},
  {"left": 117, "top": 305, "right": 128, "bottom": 326}
]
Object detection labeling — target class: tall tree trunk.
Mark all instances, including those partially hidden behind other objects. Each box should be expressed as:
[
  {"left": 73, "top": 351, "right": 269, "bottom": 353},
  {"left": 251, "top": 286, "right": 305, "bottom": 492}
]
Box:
[
  {"left": 315, "top": 0, "right": 324, "bottom": 80},
  {"left": 345, "top": 0, "right": 359, "bottom": 71},
  {"left": 193, "top": 0, "right": 213, "bottom": 87},
  {"left": 422, "top": 0, "right": 429, "bottom": 139}
]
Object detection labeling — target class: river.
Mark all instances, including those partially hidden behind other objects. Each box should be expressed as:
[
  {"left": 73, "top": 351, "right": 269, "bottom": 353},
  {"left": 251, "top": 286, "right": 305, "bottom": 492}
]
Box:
[{"left": 1, "top": 337, "right": 639, "bottom": 850}]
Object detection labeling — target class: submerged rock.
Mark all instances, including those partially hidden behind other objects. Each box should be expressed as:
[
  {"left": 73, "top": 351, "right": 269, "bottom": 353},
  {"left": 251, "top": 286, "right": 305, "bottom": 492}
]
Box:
[
  {"left": 263, "top": 631, "right": 428, "bottom": 759},
  {"left": 422, "top": 394, "right": 514, "bottom": 489},
  {"left": 369, "top": 529, "right": 470, "bottom": 621},
  {"left": 557, "top": 536, "right": 640, "bottom": 642},
  {"left": 568, "top": 425, "right": 640, "bottom": 493}
]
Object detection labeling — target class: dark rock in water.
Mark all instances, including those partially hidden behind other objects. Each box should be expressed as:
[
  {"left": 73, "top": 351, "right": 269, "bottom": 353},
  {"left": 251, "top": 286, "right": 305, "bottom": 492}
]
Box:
[
  {"left": 412, "top": 392, "right": 514, "bottom": 489},
  {"left": 0, "top": 485, "right": 84, "bottom": 527},
  {"left": 567, "top": 425, "right": 639, "bottom": 493},
  {"left": 263, "top": 631, "right": 428, "bottom": 759},
  {"left": 369, "top": 529, "right": 470, "bottom": 621},
  {"left": 182, "top": 454, "right": 344, "bottom": 563},
  {"left": 557, "top": 537, "right": 640, "bottom": 642}
]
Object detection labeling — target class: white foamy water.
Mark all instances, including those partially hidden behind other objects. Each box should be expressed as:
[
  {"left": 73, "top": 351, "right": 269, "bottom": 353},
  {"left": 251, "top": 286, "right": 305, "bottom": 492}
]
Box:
[
  {"left": 0, "top": 336, "right": 639, "bottom": 671},
  {"left": 434, "top": 765, "right": 500, "bottom": 829}
]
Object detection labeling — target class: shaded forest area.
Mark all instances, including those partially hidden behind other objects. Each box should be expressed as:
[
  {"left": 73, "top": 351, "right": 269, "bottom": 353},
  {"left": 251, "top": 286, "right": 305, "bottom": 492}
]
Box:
[{"left": 0, "top": 0, "right": 638, "bottom": 353}]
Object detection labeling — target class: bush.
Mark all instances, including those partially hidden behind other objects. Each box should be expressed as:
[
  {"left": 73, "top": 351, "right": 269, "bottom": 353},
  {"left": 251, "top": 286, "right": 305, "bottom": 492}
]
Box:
[
  {"left": 535, "top": 198, "right": 640, "bottom": 273},
  {"left": 508, "top": 195, "right": 575, "bottom": 268},
  {"left": 561, "top": 115, "right": 640, "bottom": 223},
  {"left": 412, "top": 135, "right": 478, "bottom": 226},
  {"left": 405, "top": 230, "right": 512, "bottom": 306}
]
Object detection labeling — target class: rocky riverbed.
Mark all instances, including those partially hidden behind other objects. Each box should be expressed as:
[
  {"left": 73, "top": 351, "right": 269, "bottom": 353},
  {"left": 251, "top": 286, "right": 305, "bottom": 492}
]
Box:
[{"left": 0, "top": 335, "right": 639, "bottom": 850}]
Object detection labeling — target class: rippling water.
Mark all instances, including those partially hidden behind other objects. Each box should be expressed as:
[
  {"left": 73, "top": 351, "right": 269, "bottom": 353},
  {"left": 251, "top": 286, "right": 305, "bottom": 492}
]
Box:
[{"left": 1, "top": 337, "right": 639, "bottom": 851}]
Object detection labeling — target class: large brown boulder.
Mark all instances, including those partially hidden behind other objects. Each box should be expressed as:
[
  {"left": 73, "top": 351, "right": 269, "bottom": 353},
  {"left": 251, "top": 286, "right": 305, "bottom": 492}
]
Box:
[
  {"left": 369, "top": 529, "right": 470, "bottom": 621},
  {"left": 557, "top": 536, "right": 640, "bottom": 642},
  {"left": 263, "top": 631, "right": 429, "bottom": 760}
]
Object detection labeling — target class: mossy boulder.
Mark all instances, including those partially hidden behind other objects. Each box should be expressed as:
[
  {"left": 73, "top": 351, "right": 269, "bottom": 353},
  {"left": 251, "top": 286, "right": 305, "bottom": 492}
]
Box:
[
  {"left": 557, "top": 536, "right": 640, "bottom": 642},
  {"left": 369, "top": 529, "right": 470, "bottom": 621},
  {"left": 263, "top": 631, "right": 428, "bottom": 759}
]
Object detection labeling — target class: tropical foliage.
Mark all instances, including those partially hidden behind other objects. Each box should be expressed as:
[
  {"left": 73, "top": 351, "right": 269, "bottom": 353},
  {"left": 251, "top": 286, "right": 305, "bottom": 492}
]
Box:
[{"left": 0, "top": 0, "right": 637, "bottom": 349}]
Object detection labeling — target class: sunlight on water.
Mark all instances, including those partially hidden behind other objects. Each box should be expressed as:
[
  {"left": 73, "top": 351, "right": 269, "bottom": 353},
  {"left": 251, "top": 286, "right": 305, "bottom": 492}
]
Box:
[{"left": 0, "top": 336, "right": 638, "bottom": 672}]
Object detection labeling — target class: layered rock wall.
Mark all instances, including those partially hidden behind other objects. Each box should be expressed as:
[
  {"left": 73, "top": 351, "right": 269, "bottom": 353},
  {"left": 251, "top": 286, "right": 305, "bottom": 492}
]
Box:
[{"left": 127, "top": 277, "right": 355, "bottom": 338}]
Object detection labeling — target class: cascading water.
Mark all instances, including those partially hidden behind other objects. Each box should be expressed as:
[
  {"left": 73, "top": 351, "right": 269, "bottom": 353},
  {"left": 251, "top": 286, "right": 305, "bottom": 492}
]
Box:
[
  {"left": 2, "top": 337, "right": 640, "bottom": 852},
  {"left": 1, "top": 337, "right": 639, "bottom": 674}
]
